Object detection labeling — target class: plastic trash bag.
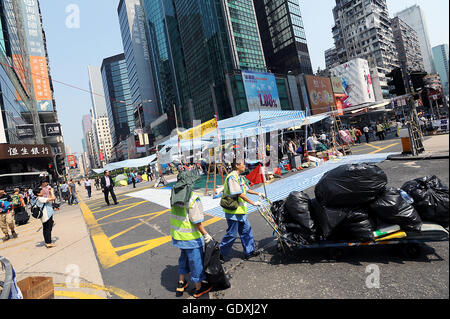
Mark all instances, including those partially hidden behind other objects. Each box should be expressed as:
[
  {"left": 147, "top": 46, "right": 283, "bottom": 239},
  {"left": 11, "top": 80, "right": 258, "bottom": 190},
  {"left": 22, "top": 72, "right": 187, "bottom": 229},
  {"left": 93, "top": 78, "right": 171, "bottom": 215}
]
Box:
[
  {"left": 369, "top": 187, "right": 423, "bottom": 231},
  {"left": 315, "top": 163, "right": 388, "bottom": 207},
  {"left": 401, "top": 176, "right": 449, "bottom": 227},
  {"left": 334, "top": 208, "right": 375, "bottom": 242},
  {"left": 203, "top": 240, "right": 231, "bottom": 290},
  {"left": 283, "top": 192, "right": 316, "bottom": 239},
  {"left": 310, "top": 199, "right": 348, "bottom": 240}
]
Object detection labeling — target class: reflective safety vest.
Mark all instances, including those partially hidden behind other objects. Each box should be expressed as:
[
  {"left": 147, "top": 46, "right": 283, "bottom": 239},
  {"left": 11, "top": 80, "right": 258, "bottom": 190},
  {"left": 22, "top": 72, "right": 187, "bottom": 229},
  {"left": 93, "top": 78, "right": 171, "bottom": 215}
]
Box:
[
  {"left": 223, "top": 171, "right": 248, "bottom": 215},
  {"left": 170, "top": 193, "right": 202, "bottom": 241}
]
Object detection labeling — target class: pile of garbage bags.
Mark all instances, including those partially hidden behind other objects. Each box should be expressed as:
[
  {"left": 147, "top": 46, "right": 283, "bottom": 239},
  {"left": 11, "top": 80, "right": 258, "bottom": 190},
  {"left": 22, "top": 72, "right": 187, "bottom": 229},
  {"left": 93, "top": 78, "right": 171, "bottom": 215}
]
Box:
[{"left": 271, "top": 163, "right": 449, "bottom": 244}]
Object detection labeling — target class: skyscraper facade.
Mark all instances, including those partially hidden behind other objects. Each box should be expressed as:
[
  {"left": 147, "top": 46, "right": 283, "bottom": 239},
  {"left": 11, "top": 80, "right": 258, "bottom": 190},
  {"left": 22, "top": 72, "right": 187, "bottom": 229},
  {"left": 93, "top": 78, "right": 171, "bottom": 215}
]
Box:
[
  {"left": 118, "top": 0, "right": 159, "bottom": 134},
  {"left": 395, "top": 5, "right": 436, "bottom": 75},
  {"left": 331, "top": 0, "right": 400, "bottom": 100},
  {"left": 253, "top": 0, "right": 313, "bottom": 75},
  {"left": 391, "top": 17, "right": 425, "bottom": 73},
  {"left": 432, "top": 44, "right": 449, "bottom": 96},
  {"left": 101, "top": 53, "right": 134, "bottom": 147}
]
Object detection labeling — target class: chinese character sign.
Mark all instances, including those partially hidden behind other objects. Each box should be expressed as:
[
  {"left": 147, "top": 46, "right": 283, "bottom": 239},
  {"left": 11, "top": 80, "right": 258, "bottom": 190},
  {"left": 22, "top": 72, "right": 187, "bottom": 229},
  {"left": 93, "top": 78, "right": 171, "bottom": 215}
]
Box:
[
  {"left": 242, "top": 71, "right": 281, "bottom": 112},
  {"left": 0, "top": 144, "right": 53, "bottom": 160}
]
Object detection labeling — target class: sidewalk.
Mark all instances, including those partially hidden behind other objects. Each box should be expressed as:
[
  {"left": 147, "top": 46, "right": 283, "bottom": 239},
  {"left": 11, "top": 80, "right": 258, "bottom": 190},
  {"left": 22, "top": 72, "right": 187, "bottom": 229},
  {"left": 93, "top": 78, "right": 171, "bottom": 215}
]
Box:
[
  {"left": 388, "top": 134, "right": 449, "bottom": 160},
  {"left": 0, "top": 177, "right": 168, "bottom": 299}
]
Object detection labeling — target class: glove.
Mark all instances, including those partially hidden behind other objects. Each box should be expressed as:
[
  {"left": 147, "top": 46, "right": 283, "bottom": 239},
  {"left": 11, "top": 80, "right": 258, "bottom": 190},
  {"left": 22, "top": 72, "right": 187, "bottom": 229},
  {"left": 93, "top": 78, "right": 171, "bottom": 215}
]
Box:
[
  {"left": 254, "top": 201, "right": 263, "bottom": 207},
  {"left": 258, "top": 193, "right": 266, "bottom": 199},
  {"left": 204, "top": 233, "right": 213, "bottom": 243}
]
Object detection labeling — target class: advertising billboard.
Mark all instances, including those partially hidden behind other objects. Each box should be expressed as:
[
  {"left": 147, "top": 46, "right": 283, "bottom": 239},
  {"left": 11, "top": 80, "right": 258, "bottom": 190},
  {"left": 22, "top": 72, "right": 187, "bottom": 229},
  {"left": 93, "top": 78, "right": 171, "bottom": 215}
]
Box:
[
  {"left": 330, "top": 58, "right": 375, "bottom": 109},
  {"left": 67, "top": 155, "right": 77, "bottom": 169},
  {"left": 21, "top": 0, "right": 54, "bottom": 112},
  {"left": 303, "top": 75, "right": 336, "bottom": 115},
  {"left": 242, "top": 70, "right": 281, "bottom": 111}
]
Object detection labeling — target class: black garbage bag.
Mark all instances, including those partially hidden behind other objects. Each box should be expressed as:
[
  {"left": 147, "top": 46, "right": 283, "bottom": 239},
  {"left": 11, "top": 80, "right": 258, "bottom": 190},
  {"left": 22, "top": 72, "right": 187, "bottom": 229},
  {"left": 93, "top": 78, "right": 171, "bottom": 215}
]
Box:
[
  {"left": 270, "top": 200, "right": 286, "bottom": 226},
  {"left": 283, "top": 192, "right": 316, "bottom": 243},
  {"left": 369, "top": 187, "right": 423, "bottom": 231},
  {"left": 315, "top": 163, "right": 388, "bottom": 207},
  {"left": 310, "top": 198, "right": 348, "bottom": 240},
  {"left": 203, "top": 240, "right": 231, "bottom": 290},
  {"left": 334, "top": 208, "right": 375, "bottom": 242},
  {"left": 401, "top": 176, "right": 449, "bottom": 227}
]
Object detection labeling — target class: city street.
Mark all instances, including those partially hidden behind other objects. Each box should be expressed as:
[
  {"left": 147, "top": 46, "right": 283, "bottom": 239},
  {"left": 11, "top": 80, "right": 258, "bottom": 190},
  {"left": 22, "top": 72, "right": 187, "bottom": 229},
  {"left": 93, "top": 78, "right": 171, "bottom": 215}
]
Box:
[{"left": 73, "top": 136, "right": 448, "bottom": 299}]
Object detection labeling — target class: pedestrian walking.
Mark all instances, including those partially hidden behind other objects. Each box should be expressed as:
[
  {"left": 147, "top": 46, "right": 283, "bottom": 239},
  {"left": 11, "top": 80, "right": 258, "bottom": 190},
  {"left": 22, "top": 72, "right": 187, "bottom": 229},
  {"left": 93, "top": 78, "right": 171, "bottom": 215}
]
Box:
[
  {"left": 170, "top": 170, "right": 213, "bottom": 298},
  {"left": 60, "top": 180, "right": 70, "bottom": 203},
  {"left": 101, "top": 170, "right": 118, "bottom": 206},
  {"left": 355, "top": 127, "right": 362, "bottom": 144},
  {"left": 84, "top": 177, "right": 92, "bottom": 198},
  {"left": 68, "top": 179, "right": 79, "bottom": 205},
  {"left": 31, "top": 187, "right": 56, "bottom": 248},
  {"left": 286, "top": 138, "right": 297, "bottom": 171},
  {"left": 94, "top": 177, "right": 100, "bottom": 190},
  {"left": 131, "top": 170, "right": 136, "bottom": 188},
  {"left": 0, "top": 189, "right": 18, "bottom": 241},
  {"left": 11, "top": 188, "right": 28, "bottom": 225},
  {"left": 363, "top": 126, "right": 370, "bottom": 144},
  {"left": 376, "top": 122, "right": 385, "bottom": 141},
  {"left": 219, "top": 159, "right": 264, "bottom": 261}
]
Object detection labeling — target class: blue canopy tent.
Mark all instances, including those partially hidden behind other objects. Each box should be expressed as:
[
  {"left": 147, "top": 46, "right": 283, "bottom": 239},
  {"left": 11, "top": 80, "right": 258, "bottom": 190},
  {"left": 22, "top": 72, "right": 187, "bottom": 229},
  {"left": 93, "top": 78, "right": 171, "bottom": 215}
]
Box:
[{"left": 92, "top": 154, "right": 157, "bottom": 174}]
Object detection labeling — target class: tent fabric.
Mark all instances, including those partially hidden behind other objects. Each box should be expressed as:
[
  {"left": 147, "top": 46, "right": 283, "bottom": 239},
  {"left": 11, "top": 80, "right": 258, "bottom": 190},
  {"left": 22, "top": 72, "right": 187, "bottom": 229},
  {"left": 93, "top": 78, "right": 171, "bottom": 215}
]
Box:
[
  {"left": 92, "top": 154, "right": 157, "bottom": 174},
  {"left": 159, "top": 111, "right": 328, "bottom": 151}
]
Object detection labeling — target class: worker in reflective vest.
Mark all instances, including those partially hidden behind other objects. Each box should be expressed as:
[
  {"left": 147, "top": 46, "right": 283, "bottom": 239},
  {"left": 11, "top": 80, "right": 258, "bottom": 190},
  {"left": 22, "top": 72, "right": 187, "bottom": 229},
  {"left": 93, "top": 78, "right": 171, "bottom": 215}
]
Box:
[
  {"left": 219, "top": 159, "right": 265, "bottom": 260},
  {"left": 170, "top": 171, "right": 213, "bottom": 298}
]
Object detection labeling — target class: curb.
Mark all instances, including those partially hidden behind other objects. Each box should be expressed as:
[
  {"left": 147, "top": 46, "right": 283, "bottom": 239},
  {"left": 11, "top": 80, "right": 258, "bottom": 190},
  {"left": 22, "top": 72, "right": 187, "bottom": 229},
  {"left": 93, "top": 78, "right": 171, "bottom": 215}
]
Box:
[{"left": 387, "top": 153, "right": 449, "bottom": 161}]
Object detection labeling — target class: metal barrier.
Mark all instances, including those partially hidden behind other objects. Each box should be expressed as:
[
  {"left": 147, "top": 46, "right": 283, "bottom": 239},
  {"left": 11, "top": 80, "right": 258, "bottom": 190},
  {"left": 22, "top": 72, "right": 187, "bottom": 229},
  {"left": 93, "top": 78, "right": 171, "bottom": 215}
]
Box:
[{"left": 0, "top": 256, "right": 13, "bottom": 299}]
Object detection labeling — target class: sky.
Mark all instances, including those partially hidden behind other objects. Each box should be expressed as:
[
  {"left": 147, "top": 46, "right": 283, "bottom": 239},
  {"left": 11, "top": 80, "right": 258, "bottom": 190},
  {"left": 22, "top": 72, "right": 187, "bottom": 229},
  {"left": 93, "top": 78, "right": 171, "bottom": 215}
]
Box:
[{"left": 38, "top": 0, "right": 449, "bottom": 154}]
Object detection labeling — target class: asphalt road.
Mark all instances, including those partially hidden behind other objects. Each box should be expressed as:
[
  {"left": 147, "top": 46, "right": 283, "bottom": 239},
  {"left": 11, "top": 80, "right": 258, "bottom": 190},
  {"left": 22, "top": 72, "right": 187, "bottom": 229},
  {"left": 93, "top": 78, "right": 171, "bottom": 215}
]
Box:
[{"left": 81, "top": 138, "right": 448, "bottom": 300}]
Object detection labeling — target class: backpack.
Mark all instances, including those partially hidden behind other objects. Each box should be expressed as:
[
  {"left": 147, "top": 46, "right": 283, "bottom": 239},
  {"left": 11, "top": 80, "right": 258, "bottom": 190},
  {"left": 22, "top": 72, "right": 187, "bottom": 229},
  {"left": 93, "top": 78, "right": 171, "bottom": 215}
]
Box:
[
  {"left": 11, "top": 194, "right": 21, "bottom": 206},
  {"left": 31, "top": 201, "right": 44, "bottom": 219},
  {"left": 0, "top": 200, "right": 12, "bottom": 213}
]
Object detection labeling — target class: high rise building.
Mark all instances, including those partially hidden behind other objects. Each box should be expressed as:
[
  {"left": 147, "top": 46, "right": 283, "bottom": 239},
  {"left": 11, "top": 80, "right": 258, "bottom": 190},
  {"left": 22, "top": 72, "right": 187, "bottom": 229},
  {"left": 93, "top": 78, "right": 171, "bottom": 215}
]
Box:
[
  {"left": 88, "top": 66, "right": 108, "bottom": 118},
  {"left": 331, "top": 0, "right": 400, "bottom": 100},
  {"left": 432, "top": 44, "right": 449, "bottom": 97},
  {"left": 253, "top": 0, "right": 313, "bottom": 75},
  {"left": 118, "top": 0, "right": 159, "bottom": 136},
  {"left": 140, "top": 0, "right": 191, "bottom": 141},
  {"left": 325, "top": 47, "right": 339, "bottom": 70},
  {"left": 93, "top": 116, "right": 113, "bottom": 166},
  {"left": 391, "top": 17, "right": 425, "bottom": 73},
  {"left": 395, "top": 5, "right": 436, "bottom": 75},
  {"left": 101, "top": 54, "right": 134, "bottom": 148}
]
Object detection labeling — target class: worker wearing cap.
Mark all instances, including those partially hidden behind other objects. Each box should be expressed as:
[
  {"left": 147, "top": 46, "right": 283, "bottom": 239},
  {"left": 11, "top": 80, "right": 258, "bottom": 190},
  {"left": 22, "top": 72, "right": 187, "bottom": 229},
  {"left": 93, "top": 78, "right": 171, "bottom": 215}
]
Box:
[
  {"left": 170, "top": 170, "right": 213, "bottom": 298},
  {"left": 219, "top": 159, "right": 265, "bottom": 260}
]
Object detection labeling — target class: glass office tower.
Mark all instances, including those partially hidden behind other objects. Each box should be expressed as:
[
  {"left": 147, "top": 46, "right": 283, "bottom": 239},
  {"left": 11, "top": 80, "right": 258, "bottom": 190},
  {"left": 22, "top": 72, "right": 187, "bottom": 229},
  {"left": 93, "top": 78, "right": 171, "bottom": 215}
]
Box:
[
  {"left": 101, "top": 53, "right": 134, "bottom": 146},
  {"left": 253, "top": 0, "right": 313, "bottom": 75}
]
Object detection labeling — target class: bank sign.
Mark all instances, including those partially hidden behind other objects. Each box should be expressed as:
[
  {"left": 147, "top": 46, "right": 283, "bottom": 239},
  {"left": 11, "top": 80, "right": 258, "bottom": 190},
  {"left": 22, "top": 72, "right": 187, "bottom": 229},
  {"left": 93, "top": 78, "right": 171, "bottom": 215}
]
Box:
[{"left": 242, "top": 70, "right": 281, "bottom": 112}]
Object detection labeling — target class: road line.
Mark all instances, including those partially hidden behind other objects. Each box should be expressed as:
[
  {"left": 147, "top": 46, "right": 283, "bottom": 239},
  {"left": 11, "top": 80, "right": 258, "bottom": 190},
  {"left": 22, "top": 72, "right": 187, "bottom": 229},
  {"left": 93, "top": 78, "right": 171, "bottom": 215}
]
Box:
[
  {"left": 108, "top": 209, "right": 170, "bottom": 241},
  {"left": 54, "top": 290, "right": 106, "bottom": 299},
  {"left": 92, "top": 200, "right": 142, "bottom": 213},
  {"left": 96, "top": 201, "right": 147, "bottom": 222},
  {"left": 54, "top": 282, "right": 139, "bottom": 299},
  {"left": 369, "top": 143, "right": 399, "bottom": 154}
]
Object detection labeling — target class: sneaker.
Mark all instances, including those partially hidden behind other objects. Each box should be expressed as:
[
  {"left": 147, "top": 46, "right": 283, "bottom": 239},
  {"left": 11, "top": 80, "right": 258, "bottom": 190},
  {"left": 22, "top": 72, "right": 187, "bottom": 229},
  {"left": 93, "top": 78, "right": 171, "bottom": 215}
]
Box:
[
  {"left": 2, "top": 235, "right": 10, "bottom": 242},
  {"left": 244, "top": 250, "right": 261, "bottom": 260},
  {"left": 45, "top": 243, "right": 56, "bottom": 248},
  {"left": 175, "top": 280, "right": 188, "bottom": 297},
  {"left": 193, "top": 282, "right": 212, "bottom": 299},
  {"left": 11, "top": 231, "right": 18, "bottom": 239}
]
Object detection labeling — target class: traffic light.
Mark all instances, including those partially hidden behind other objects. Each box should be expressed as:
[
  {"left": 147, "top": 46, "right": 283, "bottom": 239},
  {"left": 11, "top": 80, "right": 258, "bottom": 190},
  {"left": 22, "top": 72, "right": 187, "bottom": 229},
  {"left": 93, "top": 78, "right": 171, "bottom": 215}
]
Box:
[
  {"left": 56, "top": 154, "right": 65, "bottom": 175},
  {"left": 386, "top": 68, "right": 406, "bottom": 96},
  {"left": 409, "top": 71, "right": 427, "bottom": 92}
]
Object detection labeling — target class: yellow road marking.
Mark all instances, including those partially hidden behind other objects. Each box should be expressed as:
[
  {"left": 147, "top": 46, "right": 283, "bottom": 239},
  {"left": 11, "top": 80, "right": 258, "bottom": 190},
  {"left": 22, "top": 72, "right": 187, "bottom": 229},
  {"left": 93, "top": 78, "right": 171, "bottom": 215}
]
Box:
[
  {"left": 365, "top": 143, "right": 382, "bottom": 150},
  {"left": 54, "top": 290, "right": 106, "bottom": 299},
  {"left": 96, "top": 201, "right": 147, "bottom": 222},
  {"left": 92, "top": 200, "right": 142, "bottom": 213},
  {"left": 54, "top": 282, "right": 139, "bottom": 299},
  {"left": 369, "top": 143, "right": 399, "bottom": 154},
  {"left": 89, "top": 196, "right": 135, "bottom": 210},
  {"left": 98, "top": 210, "right": 171, "bottom": 227},
  {"left": 108, "top": 209, "right": 170, "bottom": 241}
]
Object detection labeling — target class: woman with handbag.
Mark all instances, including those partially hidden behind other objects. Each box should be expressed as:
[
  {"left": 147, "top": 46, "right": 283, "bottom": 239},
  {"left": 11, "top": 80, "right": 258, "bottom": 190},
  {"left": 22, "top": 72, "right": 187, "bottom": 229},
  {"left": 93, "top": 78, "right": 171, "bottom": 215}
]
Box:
[
  {"left": 31, "top": 188, "right": 56, "bottom": 248},
  {"left": 219, "top": 159, "right": 265, "bottom": 261}
]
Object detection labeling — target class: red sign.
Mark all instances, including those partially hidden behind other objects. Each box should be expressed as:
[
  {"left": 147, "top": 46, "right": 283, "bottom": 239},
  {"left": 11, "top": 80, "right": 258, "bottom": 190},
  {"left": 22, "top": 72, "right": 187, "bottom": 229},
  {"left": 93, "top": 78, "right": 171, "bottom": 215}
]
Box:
[
  {"left": 67, "top": 155, "right": 76, "bottom": 168},
  {"left": 99, "top": 149, "right": 104, "bottom": 161}
]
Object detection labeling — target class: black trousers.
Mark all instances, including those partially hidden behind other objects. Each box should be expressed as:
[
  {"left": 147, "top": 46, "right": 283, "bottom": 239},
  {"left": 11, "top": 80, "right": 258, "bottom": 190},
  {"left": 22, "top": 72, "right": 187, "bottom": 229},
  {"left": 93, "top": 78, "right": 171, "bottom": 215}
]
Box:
[
  {"left": 86, "top": 186, "right": 92, "bottom": 198},
  {"left": 43, "top": 216, "right": 54, "bottom": 244},
  {"left": 103, "top": 187, "right": 117, "bottom": 205}
]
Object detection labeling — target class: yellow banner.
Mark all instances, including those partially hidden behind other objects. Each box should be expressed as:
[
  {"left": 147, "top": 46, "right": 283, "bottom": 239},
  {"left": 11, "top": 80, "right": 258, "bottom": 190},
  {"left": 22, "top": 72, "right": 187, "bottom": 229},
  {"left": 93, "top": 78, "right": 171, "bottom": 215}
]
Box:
[{"left": 178, "top": 118, "right": 217, "bottom": 141}]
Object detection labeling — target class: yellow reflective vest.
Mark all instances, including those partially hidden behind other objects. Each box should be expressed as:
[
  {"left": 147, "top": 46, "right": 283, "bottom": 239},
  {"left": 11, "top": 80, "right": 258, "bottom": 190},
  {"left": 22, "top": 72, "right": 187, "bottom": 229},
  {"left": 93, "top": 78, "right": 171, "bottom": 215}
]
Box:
[
  {"left": 222, "top": 171, "right": 248, "bottom": 215},
  {"left": 170, "top": 193, "right": 202, "bottom": 241}
]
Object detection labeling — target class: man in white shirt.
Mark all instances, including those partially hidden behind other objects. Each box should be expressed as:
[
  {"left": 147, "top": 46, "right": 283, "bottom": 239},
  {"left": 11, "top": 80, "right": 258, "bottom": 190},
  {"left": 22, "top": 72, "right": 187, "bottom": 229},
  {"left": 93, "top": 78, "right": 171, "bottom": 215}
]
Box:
[
  {"left": 84, "top": 177, "right": 92, "bottom": 198},
  {"left": 363, "top": 126, "right": 370, "bottom": 144}
]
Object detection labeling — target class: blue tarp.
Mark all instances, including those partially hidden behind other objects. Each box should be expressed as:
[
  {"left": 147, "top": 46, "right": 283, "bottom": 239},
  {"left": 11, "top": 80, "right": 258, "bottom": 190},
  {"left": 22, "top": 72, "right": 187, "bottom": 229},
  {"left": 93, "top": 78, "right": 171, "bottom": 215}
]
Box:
[{"left": 92, "top": 154, "right": 157, "bottom": 174}]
